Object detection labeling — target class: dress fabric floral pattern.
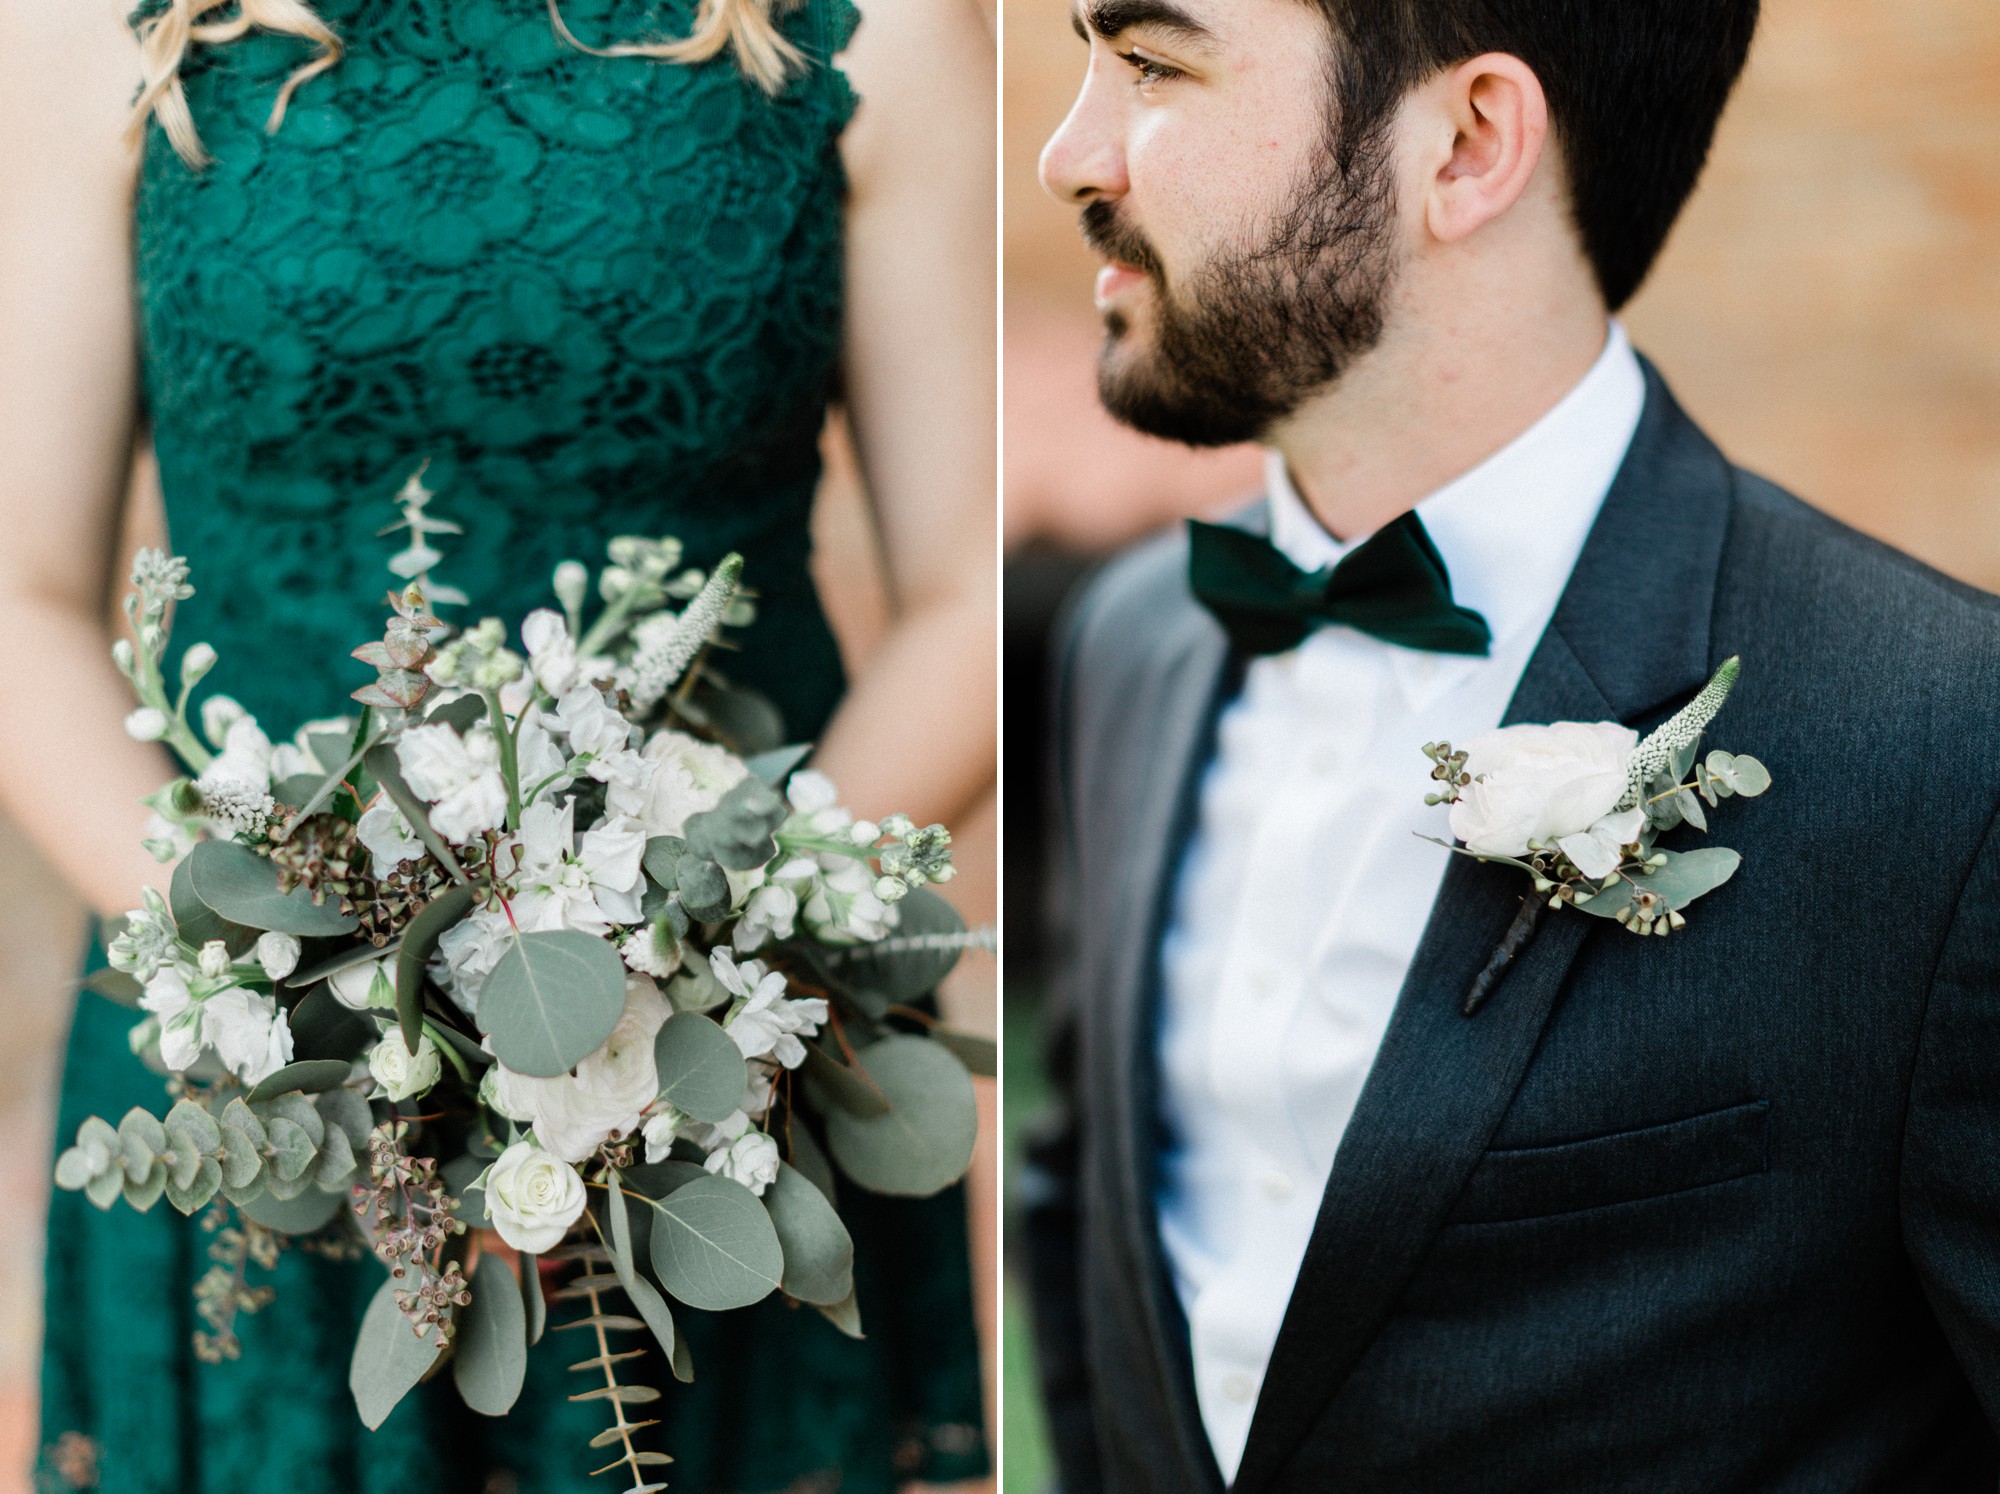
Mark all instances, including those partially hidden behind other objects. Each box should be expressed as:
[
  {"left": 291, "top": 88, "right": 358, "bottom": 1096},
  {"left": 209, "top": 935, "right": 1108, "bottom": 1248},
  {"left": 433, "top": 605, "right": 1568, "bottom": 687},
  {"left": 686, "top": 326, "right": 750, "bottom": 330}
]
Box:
[{"left": 39, "top": 1, "right": 988, "bottom": 1489}]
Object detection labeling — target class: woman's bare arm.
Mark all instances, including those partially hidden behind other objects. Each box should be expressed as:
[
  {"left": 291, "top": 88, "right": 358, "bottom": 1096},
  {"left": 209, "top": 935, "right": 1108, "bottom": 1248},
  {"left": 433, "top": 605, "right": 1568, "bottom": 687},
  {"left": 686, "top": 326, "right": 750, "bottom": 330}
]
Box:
[
  {"left": 817, "top": 0, "right": 997, "bottom": 830},
  {"left": 0, "top": 0, "right": 174, "bottom": 919}
]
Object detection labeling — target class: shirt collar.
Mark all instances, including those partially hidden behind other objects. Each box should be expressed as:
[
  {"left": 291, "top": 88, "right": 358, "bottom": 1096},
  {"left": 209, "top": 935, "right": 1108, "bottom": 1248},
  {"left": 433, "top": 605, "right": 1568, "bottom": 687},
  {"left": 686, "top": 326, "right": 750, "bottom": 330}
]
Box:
[{"left": 1264, "top": 321, "right": 1646, "bottom": 666}]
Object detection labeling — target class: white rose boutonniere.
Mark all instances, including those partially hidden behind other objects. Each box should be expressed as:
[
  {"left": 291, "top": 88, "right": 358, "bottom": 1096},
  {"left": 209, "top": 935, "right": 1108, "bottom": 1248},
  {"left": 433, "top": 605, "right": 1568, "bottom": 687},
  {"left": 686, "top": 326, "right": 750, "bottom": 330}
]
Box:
[{"left": 1424, "top": 657, "right": 1771, "bottom": 1014}]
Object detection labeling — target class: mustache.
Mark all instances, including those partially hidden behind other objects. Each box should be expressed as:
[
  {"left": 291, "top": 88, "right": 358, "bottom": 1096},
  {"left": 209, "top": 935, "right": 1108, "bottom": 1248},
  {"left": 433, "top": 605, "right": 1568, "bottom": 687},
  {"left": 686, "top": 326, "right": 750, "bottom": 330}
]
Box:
[{"left": 1079, "top": 201, "right": 1165, "bottom": 280}]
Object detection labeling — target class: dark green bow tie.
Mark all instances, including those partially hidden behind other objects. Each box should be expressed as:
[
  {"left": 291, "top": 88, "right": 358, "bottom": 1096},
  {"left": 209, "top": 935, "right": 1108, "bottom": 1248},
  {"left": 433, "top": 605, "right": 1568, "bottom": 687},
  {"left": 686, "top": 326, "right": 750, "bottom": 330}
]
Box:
[{"left": 1187, "top": 511, "right": 1492, "bottom": 657}]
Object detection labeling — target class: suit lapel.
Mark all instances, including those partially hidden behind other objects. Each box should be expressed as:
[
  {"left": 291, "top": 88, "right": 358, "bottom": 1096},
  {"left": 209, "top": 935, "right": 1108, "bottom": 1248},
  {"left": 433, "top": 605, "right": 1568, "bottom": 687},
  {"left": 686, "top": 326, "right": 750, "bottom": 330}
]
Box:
[
  {"left": 1100, "top": 594, "right": 1236, "bottom": 1492},
  {"left": 1229, "top": 360, "right": 1737, "bottom": 1494}
]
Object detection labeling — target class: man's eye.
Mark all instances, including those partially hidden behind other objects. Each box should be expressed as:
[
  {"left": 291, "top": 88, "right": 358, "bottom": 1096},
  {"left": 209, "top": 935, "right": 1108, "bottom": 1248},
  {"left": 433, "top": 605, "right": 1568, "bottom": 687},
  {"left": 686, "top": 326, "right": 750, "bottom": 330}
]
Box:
[{"left": 1115, "top": 50, "right": 1183, "bottom": 85}]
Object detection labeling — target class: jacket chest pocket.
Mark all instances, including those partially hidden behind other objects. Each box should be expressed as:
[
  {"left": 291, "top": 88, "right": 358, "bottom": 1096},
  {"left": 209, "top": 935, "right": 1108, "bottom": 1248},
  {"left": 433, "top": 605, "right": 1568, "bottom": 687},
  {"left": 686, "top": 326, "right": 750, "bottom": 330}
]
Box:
[{"left": 1446, "top": 1099, "right": 1769, "bottom": 1225}]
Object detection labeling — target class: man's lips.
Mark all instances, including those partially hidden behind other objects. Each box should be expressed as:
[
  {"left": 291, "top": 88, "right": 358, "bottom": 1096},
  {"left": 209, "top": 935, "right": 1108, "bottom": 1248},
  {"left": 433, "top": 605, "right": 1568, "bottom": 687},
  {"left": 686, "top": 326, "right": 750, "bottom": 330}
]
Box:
[{"left": 1094, "top": 262, "right": 1150, "bottom": 309}]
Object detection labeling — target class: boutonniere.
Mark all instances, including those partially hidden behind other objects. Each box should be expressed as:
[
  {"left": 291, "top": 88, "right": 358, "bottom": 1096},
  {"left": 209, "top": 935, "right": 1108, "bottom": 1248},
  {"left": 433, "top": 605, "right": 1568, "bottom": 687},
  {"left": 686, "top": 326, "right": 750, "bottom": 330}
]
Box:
[{"left": 1420, "top": 657, "right": 1771, "bottom": 1015}]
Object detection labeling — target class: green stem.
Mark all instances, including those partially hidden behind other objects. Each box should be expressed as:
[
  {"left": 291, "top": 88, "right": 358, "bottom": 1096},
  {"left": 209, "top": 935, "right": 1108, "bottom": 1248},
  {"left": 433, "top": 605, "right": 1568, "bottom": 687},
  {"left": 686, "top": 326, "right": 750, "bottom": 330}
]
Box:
[
  {"left": 575, "top": 587, "right": 642, "bottom": 660},
  {"left": 483, "top": 689, "right": 521, "bottom": 832},
  {"left": 774, "top": 831, "right": 871, "bottom": 862},
  {"left": 421, "top": 1019, "right": 472, "bottom": 1082}
]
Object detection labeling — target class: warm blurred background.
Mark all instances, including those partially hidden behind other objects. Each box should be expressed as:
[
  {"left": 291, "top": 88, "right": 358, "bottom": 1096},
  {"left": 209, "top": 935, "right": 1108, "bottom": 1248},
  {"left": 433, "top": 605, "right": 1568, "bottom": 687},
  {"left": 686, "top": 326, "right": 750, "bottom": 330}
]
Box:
[{"left": 1002, "top": 1, "right": 2000, "bottom": 1489}]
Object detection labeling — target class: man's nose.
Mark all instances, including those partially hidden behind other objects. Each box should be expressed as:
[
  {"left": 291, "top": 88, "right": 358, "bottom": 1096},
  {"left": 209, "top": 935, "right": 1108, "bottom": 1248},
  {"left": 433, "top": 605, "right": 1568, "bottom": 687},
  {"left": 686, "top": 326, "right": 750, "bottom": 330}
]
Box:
[{"left": 1039, "top": 70, "right": 1128, "bottom": 205}]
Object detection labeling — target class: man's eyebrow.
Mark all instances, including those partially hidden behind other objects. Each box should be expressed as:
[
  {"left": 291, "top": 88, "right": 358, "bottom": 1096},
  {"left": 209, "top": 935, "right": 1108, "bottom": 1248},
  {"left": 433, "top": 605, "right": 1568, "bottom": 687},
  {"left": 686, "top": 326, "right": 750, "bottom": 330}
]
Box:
[{"left": 1070, "top": 0, "right": 1216, "bottom": 46}]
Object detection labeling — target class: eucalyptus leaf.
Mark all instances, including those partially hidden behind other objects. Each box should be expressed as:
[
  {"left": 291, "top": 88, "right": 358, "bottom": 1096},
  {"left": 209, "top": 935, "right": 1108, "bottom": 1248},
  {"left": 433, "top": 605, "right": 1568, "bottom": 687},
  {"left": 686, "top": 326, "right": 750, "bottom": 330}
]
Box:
[
  {"left": 170, "top": 856, "right": 259, "bottom": 955},
  {"left": 1708, "top": 750, "right": 1772, "bottom": 797},
  {"left": 786, "top": 1121, "right": 837, "bottom": 1204},
  {"left": 605, "top": 1174, "right": 678, "bottom": 1362},
  {"left": 287, "top": 982, "right": 379, "bottom": 1062},
  {"left": 1676, "top": 788, "right": 1707, "bottom": 833},
  {"left": 800, "top": 1041, "right": 891, "bottom": 1118},
  {"left": 816, "top": 1284, "right": 864, "bottom": 1341},
  {"left": 762, "top": 1163, "right": 854, "bottom": 1305},
  {"left": 823, "top": 1036, "right": 977, "bottom": 1198},
  {"left": 246, "top": 1059, "right": 352, "bottom": 1104},
  {"left": 642, "top": 836, "right": 688, "bottom": 892},
  {"left": 443, "top": 1154, "right": 493, "bottom": 1230},
  {"left": 931, "top": 1028, "right": 997, "bottom": 1078},
  {"left": 272, "top": 773, "right": 327, "bottom": 812},
  {"left": 521, "top": 1252, "right": 546, "bottom": 1347},
  {"left": 647, "top": 1174, "right": 784, "bottom": 1312},
  {"left": 266, "top": 1117, "right": 316, "bottom": 1182},
  {"left": 185, "top": 839, "right": 358, "bottom": 937},
  {"left": 623, "top": 1161, "right": 705, "bottom": 1199},
  {"left": 477, "top": 930, "right": 628, "bottom": 1078},
  {"left": 218, "top": 1124, "right": 264, "bottom": 1189},
  {"left": 315, "top": 1124, "right": 358, "bottom": 1189},
  {"left": 83, "top": 969, "right": 144, "bottom": 1008},
  {"left": 124, "top": 1161, "right": 169, "bottom": 1213},
  {"left": 161, "top": 1156, "right": 217, "bottom": 1214},
  {"left": 316, "top": 1087, "right": 375, "bottom": 1153},
  {"left": 686, "top": 677, "right": 784, "bottom": 757},
  {"left": 454, "top": 1254, "right": 528, "bottom": 1416},
  {"left": 682, "top": 777, "right": 787, "bottom": 871},
  {"left": 744, "top": 743, "right": 811, "bottom": 787},
  {"left": 653, "top": 1012, "right": 749, "bottom": 1124},
  {"left": 1634, "top": 846, "right": 1743, "bottom": 910},
  {"left": 840, "top": 889, "right": 967, "bottom": 1010},
  {"left": 397, "top": 884, "right": 477, "bottom": 1052},
  {"left": 119, "top": 1108, "right": 168, "bottom": 1180},
  {"left": 261, "top": 1091, "right": 325, "bottom": 1147},
  {"left": 675, "top": 856, "right": 731, "bottom": 922},
  {"left": 242, "top": 1181, "right": 345, "bottom": 1234},
  {"left": 351, "top": 1275, "right": 444, "bottom": 1429}
]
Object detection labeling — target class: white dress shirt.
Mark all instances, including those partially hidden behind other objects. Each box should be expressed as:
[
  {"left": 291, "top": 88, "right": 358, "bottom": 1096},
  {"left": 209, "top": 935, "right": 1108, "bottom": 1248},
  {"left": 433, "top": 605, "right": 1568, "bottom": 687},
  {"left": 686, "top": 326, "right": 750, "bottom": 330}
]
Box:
[{"left": 1155, "top": 324, "right": 1646, "bottom": 1482}]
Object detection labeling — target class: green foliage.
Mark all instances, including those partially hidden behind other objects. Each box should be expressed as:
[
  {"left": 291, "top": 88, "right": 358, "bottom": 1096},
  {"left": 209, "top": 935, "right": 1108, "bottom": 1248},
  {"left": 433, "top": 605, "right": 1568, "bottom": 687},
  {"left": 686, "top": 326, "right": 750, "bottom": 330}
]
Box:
[
  {"left": 683, "top": 776, "right": 788, "bottom": 870},
  {"left": 363, "top": 742, "right": 468, "bottom": 884},
  {"left": 170, "top": 856, "right": 258, "bottom": 956},
  {"left": 744, "top": 743, "right": 811, "bottom": 787},
  {"left": 652, "top": 1012, "right": 748, "bottom": 1123},
  {"left": 762, "top": 1163, "right": 854, "bottom": 1306},
  {"left": 646, "top": 1174, "right": 784, "bottom": 1312},
  {"left": 674, "top": 855, "right": 731, "bottom": 922},
  {"left": 287, "top": 983, "right": 379, "bottom": 1063},
  {"left": 800, "top": 1040, "right": 892, "bottom": 1118},
  {"left": 396, "top": 884, "right": 477, "bottom": 1051},
  {"left": 454, "top": 1254, "right": 529, "bottom": 1416},
  {"left": 477, "top": 930, "right": 628, "bottom": 1078},
  {"left": 931, "top": 1028, "right": 998, "bottom": 1078},
  {"left": 246, "top": 1059, "right": 352, "bottom": 1104},
  {"left": 641, "top": 836, "right": 688, "bottom": 891},
  {"left": 604, "top": 1174, "right": 680, "bottom": 1367},
  {"left": 351, "top": 1275, "right": 444, "bottom": 1430},
  {"left": 786, "top": 1120, "right": 837, "bottom": 1204},
  {"left": 185, "top": 839, "right": 358, "bottom": 937},
  {"left": 823, "top": 1036, "right": 978, "bottom": 1198},
  {"left": 521, "top": 1251, "right": 546, "bottom": 1347},
  {"left": 83, "top": 969, "right": 144, "bottom": 1008},
  {"left": 836, "top": 889, "right": 967, "bottom": 1015}
]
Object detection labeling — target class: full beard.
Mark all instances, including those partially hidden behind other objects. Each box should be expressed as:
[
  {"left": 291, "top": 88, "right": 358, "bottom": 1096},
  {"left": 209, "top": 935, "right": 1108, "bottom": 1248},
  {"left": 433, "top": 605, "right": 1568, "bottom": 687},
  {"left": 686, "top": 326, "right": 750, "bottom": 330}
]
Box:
[{"left": 1084, "top": 124, "right": 1399, "bottom": 448}]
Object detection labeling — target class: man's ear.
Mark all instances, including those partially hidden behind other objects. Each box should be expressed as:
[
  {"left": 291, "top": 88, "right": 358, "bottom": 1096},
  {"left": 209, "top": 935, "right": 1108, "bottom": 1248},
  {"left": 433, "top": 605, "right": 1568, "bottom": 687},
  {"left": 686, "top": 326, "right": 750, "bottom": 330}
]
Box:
[{"left": 1420, "top": 52, "right": 1550, "bottom": 246}]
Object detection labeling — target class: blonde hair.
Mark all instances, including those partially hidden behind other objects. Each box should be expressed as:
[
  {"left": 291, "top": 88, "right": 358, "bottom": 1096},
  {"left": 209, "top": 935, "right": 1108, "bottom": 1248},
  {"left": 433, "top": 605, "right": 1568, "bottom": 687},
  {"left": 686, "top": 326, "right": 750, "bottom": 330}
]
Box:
[{"left": 132, "top": 0, "right": 805, "bottom": 169}]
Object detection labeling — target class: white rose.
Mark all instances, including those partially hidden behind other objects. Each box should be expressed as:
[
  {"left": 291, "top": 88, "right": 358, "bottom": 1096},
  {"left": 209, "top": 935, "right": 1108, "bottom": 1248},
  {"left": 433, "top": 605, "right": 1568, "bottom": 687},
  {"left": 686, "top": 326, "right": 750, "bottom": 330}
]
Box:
[
  {"left": 327, "top": 956, "right": 395, "bottom": 1012},
  {"left": 1448, "top": 721, "right": 1638, "bottom": 859},
  {"left": 703, "top": 1130, "right": 779, "bottom": 1196},
  {"left": 256, "top": 932, "right": 301, "bottom": 983},
  {"left": 484, "top": 1139, "right": 587, "bottom": 1253},
  {"left": 369, "top": 1028, "right": 442, "bottom": 1102},
  {"left": 637, "top": 730, "right": 747, "bottom": 837},
  {"left": 642, "top": 1106, "right": 687, "bottom": 1163}
]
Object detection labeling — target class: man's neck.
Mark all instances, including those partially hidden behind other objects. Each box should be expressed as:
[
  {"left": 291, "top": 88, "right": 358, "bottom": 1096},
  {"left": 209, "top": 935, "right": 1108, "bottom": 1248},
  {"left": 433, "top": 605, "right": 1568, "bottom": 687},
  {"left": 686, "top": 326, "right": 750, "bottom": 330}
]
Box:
[{"left": 1268, "top": 297, "right": 1612, "bottom": 543}]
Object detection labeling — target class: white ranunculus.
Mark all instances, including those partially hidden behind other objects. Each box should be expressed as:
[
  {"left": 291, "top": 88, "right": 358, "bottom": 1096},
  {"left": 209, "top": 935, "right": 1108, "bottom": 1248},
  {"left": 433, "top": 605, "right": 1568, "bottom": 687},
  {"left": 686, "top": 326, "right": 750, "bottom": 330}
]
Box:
[
  {"left": 637, "top": 730, "right": 747, "bottom": 837},
  {"left": 714, "top": 950, "right": 826, "bottom": 1069},
  {"left": 368, "top": 1028, "right": 442, "bottom": 1102},
  {"left": 255, "top": 932, "right": 301, "bottom": 983},
  {"left": 703, "top": 1129, "right": 779, "bottom": 1196},
  {"left": 484, "top": 1139, "right": 587, "bottom": 1253},
  {"left": 202, "top": 987, "right": 292, "bottom": 1085},
  {"left": 357, "top": 799, "right": 425, "bottom": 875},
  {"left": 396, "top": 723, "right": 508, "bottom": 844},
  {"left": 1448, "top": 721, "right": 1638, "bottom": 859},
  {"left": 328, "top": 955, "right": 395, "bottom": 1012},
  {"left": 1556, "top": 806, "right": 1649, "bottom": 881},
  {"left": 488, "top": 977, "right": 671, "bottom": 1162}
]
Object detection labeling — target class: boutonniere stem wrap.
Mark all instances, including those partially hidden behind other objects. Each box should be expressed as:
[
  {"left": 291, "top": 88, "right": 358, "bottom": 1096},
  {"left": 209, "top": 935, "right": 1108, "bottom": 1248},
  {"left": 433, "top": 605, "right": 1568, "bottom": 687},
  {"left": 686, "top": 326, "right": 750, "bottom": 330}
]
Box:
[{"left": 1421, "top": 656, "right": 1771, "bottom": 1015}]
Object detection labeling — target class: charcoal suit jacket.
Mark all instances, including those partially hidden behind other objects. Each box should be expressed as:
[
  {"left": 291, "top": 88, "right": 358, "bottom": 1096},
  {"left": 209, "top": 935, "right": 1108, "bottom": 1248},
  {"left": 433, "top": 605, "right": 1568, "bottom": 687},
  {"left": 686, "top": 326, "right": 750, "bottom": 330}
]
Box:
[{"left": 1025, "top": 361, "right": 2000, "bottom": 1493}]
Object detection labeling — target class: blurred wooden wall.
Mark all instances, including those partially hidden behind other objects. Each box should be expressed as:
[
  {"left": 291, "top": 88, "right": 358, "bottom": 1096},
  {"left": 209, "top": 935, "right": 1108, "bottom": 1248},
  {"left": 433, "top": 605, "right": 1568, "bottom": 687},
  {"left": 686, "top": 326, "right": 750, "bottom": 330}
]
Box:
[{"left": 1004, "top": 0, "right": 2000, "bottom": 584}]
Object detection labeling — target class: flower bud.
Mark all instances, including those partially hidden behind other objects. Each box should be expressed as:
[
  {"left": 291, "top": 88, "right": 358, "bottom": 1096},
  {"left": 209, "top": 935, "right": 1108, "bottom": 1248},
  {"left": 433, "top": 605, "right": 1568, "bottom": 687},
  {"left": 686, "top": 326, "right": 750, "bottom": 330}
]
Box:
[
  {"left": 111, "top": 639, "right": 136, "bottom": 677},
  {"left": 599, "top": 565, "right": 632, "bottom": 602},
  {"left": 198, "top": 940, "right": 232, "bottom": 981},
  {"left": 179, "top": 642, "right": 217, "bottom": 687},
  {"left": 849, "top": 820, "right": 880, "bottom": 846},
  {"left": 874, "top": 875, "right": 909, "bottom": 903},
  {"left": 255, "top": 931, "right": 301, "bottom": 983},
  {"left": 552, "top": 560, "right": 589, "bottom": 617},
  {"left": 124, "top": 707, "right": 169, "bottom": 743}
]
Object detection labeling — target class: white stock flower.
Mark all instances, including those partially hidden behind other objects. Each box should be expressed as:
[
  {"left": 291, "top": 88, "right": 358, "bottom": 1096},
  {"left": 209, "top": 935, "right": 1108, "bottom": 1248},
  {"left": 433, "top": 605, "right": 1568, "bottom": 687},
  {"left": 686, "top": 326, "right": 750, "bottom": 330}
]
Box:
[
  {"left": 800, "top": 858, "right": 894, "bottom": 945},
  {"left": 487, "top": 977, "right": 670, "bottom": 1162},
  {"left": 553, "top": 684, "right": 632, "bottom": 763},
  {"left": 396, "top": 723, "right": 508, "bottom": 843},
  {"left": 140, "top": 966, "right": 203, "bottom": 1069},
  {"left": 503, "top": 800, "right": 648, "bottom": 936},
  {"left": 202, "top": 987, "right": 293, "bottom": 1085},
  {"left": 199, "top": 695, "right": 249, "bottom": 749},
  {"left": 1556, "top": 806, "right": 1649, "bottom": 881},
  {"left": 202, "top": 714, "right": 276, "bottom": 795},
  {"left": 732, "top": 871, "right": 803, "bottom": 953},
  {"left": 642, "top": 1106, "right": 687, "bottom": 1163},
  {"left": 484, "top": 1140, "right": 587, "bottom": 1253},
  {"left": 328, "top": 956, "right": 395, "bottom": 1012},
  {"left": 357, "top": 799, "right": 425, "bottom": 874},
  {"left": 637, "top": 730, "right": 747, "bottom": 837},
  {"left": 521, "top": 609, "right": 580, "bottom": 698},
  {"left": 714, "top": 950, "right": 825, "bottom": 1069},
  {"left": 368, "top": 1028, "right": 442, "bottom": 1102},
  {"left": 1448, "top": 721, "right": 1638, "bottom": 859},
  {"left": 124, "top": 708, "right": 169, "bottom": 743},
  {"left": 198, "top": 940, "right": 232, "bottom": 981},
  {"left": 255, "top": 932, "right": 301, "bottom": 983},
  {"left": 514, "top": 707, "right": 571, "bottom": 804},
  {"left": 703, "top": 1129, "right": 779, "bottom": 1196}
]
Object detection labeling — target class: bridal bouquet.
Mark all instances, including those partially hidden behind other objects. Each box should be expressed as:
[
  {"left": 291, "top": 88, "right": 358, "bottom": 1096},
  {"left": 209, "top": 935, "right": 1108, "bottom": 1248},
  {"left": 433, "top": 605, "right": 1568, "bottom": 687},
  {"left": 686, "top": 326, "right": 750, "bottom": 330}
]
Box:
[{"left": 55, "top": 478, "right": 991, "bottom": 1488}]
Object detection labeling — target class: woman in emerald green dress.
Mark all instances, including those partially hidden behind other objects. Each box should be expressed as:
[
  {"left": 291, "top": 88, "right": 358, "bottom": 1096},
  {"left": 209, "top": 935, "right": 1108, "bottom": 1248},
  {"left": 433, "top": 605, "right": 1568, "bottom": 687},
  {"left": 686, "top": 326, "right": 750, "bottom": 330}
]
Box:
[{"left": 0, "top": 0, "right": 995, "bottom": 1486}]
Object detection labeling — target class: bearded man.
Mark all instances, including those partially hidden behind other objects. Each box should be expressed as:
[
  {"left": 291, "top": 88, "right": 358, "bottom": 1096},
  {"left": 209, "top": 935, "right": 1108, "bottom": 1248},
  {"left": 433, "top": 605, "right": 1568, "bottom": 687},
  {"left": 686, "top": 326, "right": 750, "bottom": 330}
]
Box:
[{"left": 1024, "top": 2, "right": 2000, "bottom": 1491}]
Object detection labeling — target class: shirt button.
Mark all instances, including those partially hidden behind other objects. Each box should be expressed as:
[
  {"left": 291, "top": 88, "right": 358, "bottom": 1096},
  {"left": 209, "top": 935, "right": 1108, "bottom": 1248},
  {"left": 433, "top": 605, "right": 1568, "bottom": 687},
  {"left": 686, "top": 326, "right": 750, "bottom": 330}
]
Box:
[
  {"left": 1222, "top": 1372, "right": 1256, "bottom": 1404},
  {"left": 1259, "top": 1170, "right": 1294, "bottom": 1203}
]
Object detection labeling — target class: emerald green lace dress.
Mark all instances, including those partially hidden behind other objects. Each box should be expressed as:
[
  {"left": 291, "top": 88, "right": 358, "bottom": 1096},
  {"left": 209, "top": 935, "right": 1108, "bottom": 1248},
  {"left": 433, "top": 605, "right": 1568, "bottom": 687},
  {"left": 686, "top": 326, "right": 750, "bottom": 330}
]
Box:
[{"left": 37, "top": 3, "right": 987, "bottom": 1489}]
